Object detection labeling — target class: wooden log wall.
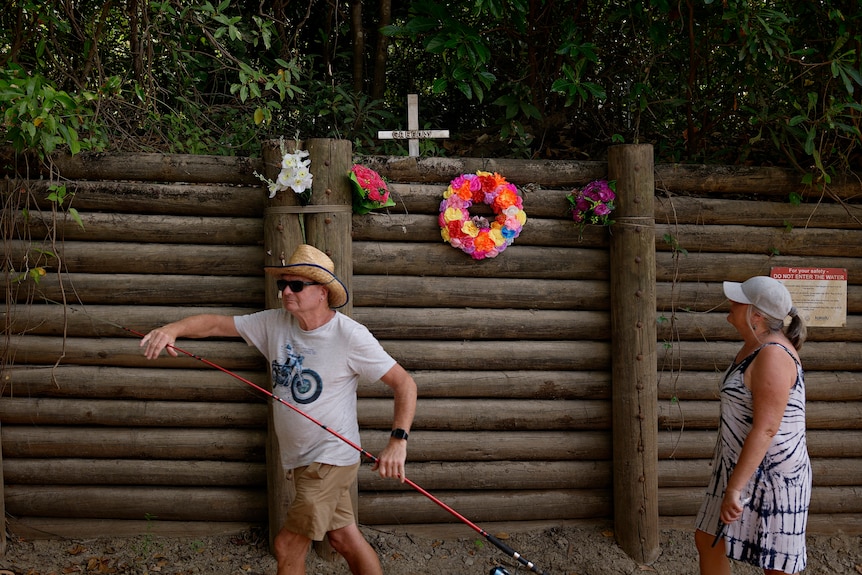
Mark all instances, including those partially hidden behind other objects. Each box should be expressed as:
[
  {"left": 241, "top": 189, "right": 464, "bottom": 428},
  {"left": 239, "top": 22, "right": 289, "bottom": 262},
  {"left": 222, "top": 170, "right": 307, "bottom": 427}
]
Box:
[{"left": 2, "top": 151, "right": 862, "bottom": 540}]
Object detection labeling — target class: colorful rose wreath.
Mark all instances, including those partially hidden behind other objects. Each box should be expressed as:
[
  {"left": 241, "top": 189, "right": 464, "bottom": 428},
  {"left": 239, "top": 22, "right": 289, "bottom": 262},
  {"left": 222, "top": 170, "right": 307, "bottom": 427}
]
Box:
[{"left": 438, "top": 171, "right": 527, "bottom": 260}]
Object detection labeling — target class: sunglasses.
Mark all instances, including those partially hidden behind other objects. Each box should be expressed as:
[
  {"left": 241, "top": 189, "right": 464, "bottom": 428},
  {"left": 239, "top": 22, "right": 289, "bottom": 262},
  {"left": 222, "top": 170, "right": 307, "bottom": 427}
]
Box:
[{"left": 276, "top": 279, "right": 320, "bottom": 293}]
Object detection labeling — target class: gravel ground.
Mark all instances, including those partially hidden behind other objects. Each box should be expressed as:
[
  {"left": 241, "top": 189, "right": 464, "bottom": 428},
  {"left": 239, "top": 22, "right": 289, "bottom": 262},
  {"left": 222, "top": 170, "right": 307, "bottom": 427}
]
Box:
[{"left": 2, "top": 523, "right": 861, "bottom": 575}]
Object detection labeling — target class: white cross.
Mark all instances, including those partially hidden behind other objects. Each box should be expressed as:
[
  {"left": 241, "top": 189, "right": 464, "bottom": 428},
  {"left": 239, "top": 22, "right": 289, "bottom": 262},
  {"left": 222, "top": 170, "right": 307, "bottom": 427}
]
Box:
[{"left": 378, "top": 94, "right": 449, "bottom": 157}]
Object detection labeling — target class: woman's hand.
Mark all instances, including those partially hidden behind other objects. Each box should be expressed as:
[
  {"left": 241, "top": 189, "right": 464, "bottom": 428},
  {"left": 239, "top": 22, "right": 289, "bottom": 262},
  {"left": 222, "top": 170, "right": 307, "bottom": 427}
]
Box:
[{"left": 720, "top": 488, "right": 749, "bottom": 524}]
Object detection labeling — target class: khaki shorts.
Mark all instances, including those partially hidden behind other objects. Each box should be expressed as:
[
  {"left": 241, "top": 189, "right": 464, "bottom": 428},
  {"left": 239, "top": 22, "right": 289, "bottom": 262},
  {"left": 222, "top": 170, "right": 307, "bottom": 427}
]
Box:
[{"left": 284, "top": 461, "right": 359, "bottom": 541}]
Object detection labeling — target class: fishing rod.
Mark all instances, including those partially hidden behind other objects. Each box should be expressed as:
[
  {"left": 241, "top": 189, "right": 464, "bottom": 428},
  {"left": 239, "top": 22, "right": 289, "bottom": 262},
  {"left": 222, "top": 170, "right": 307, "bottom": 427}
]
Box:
[{"left": 115, "top": 323, "right": 551, "bottom": 575}]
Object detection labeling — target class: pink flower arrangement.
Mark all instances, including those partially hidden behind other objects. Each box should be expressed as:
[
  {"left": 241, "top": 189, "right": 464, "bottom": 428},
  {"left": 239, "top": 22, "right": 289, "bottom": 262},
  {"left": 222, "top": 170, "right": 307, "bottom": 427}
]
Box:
[
  {"left": 349, "top": 164, "right": 396, "bottom": 214},
  {"left": 439, "top": 171, "right": 527, "bottom": 260},
  {"left": 567, "top": 180, "right": 616, "bottom": 233}
]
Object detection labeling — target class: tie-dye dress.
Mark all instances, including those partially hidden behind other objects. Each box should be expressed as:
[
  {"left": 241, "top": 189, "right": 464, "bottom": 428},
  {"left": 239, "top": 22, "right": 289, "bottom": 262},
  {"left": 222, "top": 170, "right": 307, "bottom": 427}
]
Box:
[{"left": 695, "top": 342, "right": 811, "bottom": 573}]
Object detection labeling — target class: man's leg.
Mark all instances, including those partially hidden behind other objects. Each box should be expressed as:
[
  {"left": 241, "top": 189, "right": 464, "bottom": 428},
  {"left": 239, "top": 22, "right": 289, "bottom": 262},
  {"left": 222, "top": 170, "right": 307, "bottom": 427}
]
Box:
[
  {"left": 327, "top": 523, "right": 383, "bottom": 575},
  {"left": 273, "top": 526, "right": 313, "bottom": 575}
]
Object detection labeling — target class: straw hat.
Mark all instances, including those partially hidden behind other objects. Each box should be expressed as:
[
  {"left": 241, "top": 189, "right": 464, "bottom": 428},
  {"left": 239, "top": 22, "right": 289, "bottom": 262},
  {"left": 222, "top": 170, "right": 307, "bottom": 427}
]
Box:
[
  {"left": 264, "top": 244, "right": 349, "bottom": 309},
  {"left": 723, "top": 276, "right": 793, "bottom": 320}
]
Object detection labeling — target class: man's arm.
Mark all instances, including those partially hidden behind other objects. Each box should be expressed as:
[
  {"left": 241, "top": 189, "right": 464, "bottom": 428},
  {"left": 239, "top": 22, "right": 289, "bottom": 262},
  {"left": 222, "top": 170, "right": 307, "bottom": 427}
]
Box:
[
  {"left": 373, "top": 363, "right": 418, "bottom": 482},
  {"left": 140, "top": 314, "right": 239, "bottom": 359}
]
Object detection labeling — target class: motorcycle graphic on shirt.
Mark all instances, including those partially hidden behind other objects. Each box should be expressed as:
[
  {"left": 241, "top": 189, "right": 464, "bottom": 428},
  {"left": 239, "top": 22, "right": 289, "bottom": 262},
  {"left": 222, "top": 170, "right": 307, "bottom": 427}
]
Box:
[{"left": 271, "top": 343, "right": 322, "bottom": 404}]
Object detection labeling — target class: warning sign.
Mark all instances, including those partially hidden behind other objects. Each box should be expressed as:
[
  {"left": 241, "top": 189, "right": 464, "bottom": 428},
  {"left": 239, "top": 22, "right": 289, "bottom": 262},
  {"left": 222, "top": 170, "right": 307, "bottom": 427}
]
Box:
[{"left": 770, "top": 267, "right": 847, "bottom": 327}]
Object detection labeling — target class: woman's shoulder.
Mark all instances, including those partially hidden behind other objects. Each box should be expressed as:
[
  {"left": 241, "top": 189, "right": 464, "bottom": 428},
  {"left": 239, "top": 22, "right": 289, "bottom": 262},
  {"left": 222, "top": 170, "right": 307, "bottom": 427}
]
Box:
[{"left": 753, "top": 339, "right": 800, "bottom": 367}]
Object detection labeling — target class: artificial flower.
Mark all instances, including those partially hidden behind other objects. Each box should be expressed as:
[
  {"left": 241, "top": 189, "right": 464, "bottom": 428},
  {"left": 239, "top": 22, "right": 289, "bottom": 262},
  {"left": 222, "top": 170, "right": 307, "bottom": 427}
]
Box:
[
  {"left": 439, "top": 171, "right": 526, "bottom": 260},
  {"left": 349, "top": 164, "right": 396, "bottom": 214},
  {"left": 254, "top": 138, "right": 314, "bottom": 204},
  {"left": 566, "top": 180, "right": 616, "bottom": 235}
]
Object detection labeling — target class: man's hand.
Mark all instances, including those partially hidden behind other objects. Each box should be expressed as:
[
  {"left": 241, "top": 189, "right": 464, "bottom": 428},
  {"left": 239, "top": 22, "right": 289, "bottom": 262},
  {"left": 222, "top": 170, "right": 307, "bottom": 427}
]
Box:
[
  {"left": 140, "top": 327, "right": 179, "bottom": 359},
  {"left": 372, "top": 438, "right": 408, "bottom": 482}
]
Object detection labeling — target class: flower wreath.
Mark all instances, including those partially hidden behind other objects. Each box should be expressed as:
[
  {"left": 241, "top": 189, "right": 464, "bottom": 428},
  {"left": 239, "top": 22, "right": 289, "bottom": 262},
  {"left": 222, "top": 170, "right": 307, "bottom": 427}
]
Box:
[{"left": 439, "top": 171, "right": 527, "bottom": 260}]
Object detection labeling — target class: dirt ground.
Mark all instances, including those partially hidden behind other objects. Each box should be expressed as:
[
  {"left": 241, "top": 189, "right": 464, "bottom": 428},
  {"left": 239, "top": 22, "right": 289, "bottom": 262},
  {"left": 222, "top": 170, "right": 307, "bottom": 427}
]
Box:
[{"left": 2, "top": 522, "right": 861, "bottom": 575}]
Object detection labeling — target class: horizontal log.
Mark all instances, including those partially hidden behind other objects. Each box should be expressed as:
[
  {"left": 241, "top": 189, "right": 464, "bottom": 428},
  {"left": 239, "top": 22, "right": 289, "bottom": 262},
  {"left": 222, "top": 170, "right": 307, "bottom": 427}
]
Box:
[
  {"left": 658, "top": 400, "right": 862, "bottom": 430},
  {"left": 6, "top": 273, "right": 265, "bottom": 305},
  {"left": 655, "top": 223, "right": 862, "bottom": 257},
  {"left": 385, "top": 183, "right": 862, "bottom": 228},
  {"left": 658, "top": 486, "right": 862, "bottom": 517},
  {"left": 360, "top": 370, "right": 611, "bottom": 400},
  {"left": 363, "top": 156, "right": 608, "bottom": 188},
  {"left": 359, "top": 461, "right": 610, "bottom": 491},
  {"left": 656, "top": 281, "right": 862, "bottom": 314},
  {"left": 4, "top": 517, "right": 259, "bottom": 540},
  {"left": 0, "top": 397, "right": 267, "bottom": 427},
  {"left": 353, "top": 241, "right": 609, "bottom": 280},
  {"left": 356, "top": 308, "right": 608, "bottom": 340},
  {"left": 366, "top": 430, "right": 611, "bottom": 461},
  {"left": 1, "top": 365, "right": 268, "bottom": 401},
  {"left": 7, "top": 240, "right": 264, "bottom": 275},
  {"left": 660, "top": 340, "right": 862, "bottom": 371},
  {"left": 354, "top": 276, "right": 608, "bottom": 309},
  {"left": 655, "top": 195, "right": 862, "bottom": 229},
  {"left": 380, "top": 340, "right": 610, "bottom": 371},
  {"left": 1, "top": 427, "right": 606, "bottom": 462},
  {"left": 654, "top": 163, "right": 861, "bottom": 201},
  {"left": 4, "top": 335, "right": 265, "bottom": 370},
  {"left": 353, "top": 213, "right": 862, "bottom": 256},
  {"left": 1, "top": 365, "right": 609, "bottom": 401},
  {"left": 655, "top": 252, "right": 862, "bottom": 287},
  {"left": 0, "top": 426, "right": 266, "bottom": 460},
  {"left": 657, "top": 458, "right": 862, "bottom": 488},
  {"left": 9, "top": 179, "right": 264, "bottom": 216},
  {"left": 366, "top": 184, "right": 578, "bottom": 220},
  {"left": 657, "top": 311, "right": 862, "bottom": 343},
  {"left": 658, "top": 370, "right": 862, "bottom": 402},
  {"left": 660, "top": 430, "right": 862, "bottom": 460},
  {"left": 0, "top": 394, "right": 600, "bottom": 443},
  {"left": 6, "top": 335, "right": 605, "bottom": 371},
  {"left": 12, "top": 211, "right": 263, "bottom": 245},
  {"left": 353, "top": 213, "right": 602, "bottom": 248},
  {"left": 364, "top": 399, "right": 610, "bottom": 431},
  {"left": 2, "top": 304, "right": 259, "bottom": 338},
  {"left": 49, "top": 151, "right": 264, "bottom": 185},
  {"left": 3, "top": 485, "right": 266, "bottom": 522},
  {"left": 358, "top": 489, "right": 609, "bottom": 524},
  {"left": 3, "top": 459, "right": 266, "bottom": 486},
  {"left": 370, "top": 157, "right": 862, "bottom": 200}
]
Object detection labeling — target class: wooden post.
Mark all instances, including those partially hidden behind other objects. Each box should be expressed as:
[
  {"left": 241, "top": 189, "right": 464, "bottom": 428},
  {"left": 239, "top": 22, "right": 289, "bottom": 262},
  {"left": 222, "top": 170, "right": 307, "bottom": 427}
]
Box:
[
  {"left": 262, "top": 138, "right": 354, "bottom": 559},
  {"left": 608, "top": 144, "right": 659, "bottom": 563},
  {"left": 1, "top": 422, "right": 6, "bottom": 556}
]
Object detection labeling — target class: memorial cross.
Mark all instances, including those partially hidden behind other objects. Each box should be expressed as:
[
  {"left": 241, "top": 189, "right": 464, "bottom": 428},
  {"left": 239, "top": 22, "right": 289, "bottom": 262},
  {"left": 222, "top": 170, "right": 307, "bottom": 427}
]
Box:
[{"left": 378, "top": 94, "right": 449, "bottom": 157}]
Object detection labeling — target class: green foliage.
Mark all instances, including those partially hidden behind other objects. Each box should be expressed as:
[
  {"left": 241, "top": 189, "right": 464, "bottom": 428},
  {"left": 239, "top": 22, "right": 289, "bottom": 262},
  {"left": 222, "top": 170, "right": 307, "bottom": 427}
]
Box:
[
  {"left": 0, "top": 0, "right": 859, "bottom": 176},
  {"left": 0, "top": 65, "right": 108, "bottom": 158}
]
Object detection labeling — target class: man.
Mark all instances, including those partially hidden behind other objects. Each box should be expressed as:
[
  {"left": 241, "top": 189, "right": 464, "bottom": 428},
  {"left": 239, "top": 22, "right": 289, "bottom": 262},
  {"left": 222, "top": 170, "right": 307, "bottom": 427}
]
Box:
[{"left": 141, "top": 244, "right": 418, "bottom": 575}]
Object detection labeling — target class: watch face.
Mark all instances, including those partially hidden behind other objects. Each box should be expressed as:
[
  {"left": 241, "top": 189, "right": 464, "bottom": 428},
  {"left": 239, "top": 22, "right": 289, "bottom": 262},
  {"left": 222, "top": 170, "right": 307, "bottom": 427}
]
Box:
[{"left": 391, "top": 428, "right": 408, "bottom": 439}]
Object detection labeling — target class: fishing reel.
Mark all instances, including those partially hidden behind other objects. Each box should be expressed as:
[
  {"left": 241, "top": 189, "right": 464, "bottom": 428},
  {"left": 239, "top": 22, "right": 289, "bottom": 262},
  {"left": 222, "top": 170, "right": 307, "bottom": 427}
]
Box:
[{"left": 489, "top": 567, "right": 511, "bottom": 575}]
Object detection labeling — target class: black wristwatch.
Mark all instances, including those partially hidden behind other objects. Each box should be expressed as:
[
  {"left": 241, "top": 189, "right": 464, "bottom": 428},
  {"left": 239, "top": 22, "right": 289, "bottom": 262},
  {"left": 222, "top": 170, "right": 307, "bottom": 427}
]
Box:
[{"left": 390, "top": 428, "right": 409, "bottom": 441}]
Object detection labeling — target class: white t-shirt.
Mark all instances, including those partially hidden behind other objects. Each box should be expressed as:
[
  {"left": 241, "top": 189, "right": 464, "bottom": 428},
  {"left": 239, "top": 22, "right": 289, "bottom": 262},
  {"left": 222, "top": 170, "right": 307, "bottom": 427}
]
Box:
[{"left": 234, "top": 309, "right": 396, "bottom": 468}]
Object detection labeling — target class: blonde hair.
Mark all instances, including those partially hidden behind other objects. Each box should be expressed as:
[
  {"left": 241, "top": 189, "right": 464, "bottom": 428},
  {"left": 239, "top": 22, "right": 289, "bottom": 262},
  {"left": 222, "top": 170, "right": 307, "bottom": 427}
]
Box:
[{"left": 754, "top": 305, "right": 807, "bottom": 350}]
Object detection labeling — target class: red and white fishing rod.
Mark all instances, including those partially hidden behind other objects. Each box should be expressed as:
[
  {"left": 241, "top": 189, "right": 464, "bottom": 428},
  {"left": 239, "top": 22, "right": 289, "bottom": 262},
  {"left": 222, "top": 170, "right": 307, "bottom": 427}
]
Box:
[{"left": 121, "top": 325, "right": 551, "bottom": 575}]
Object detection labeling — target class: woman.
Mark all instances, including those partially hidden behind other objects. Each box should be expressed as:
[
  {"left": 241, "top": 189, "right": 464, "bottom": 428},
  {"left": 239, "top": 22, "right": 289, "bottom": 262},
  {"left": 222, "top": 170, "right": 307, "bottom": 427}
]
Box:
[{"left": 695, "top": 276, "right": 811, "bottom": 575}]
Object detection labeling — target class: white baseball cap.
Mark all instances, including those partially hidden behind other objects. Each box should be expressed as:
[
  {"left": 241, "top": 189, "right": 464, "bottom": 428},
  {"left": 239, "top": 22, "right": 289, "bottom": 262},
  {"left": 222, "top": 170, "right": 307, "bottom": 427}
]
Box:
[{"left": 723, "top": 276, "right": 793, "bottom": 320}]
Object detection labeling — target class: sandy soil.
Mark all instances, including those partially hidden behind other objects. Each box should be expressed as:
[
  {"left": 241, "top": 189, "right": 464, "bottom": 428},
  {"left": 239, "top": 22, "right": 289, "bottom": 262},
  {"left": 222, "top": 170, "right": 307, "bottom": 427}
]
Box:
[{"left": 2, "top": 523, "right": 861, "bottom": 575}]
